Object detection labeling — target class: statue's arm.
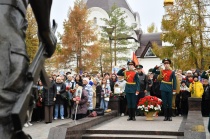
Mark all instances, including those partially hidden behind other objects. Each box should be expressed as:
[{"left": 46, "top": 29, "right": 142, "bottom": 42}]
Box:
[
  {"left": 29, "top": 0, "right": 56, "bottom": 57},
  {"left": 29, "top": 0, "right": 52, "bottom": 31}
]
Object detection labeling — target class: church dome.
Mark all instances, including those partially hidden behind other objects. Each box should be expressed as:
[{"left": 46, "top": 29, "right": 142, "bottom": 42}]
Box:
[{"left": 164, "top": 0, "right": 174, "bottom": 6}]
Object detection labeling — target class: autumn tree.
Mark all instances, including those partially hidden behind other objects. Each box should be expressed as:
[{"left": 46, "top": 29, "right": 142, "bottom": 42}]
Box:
[
  {"left": 147, "top": 22, "right": 158, "bottom": 33},
  {"left": 26, "top": 6, "right": 38, "bottom": 63},
  {"left": 61, "top": 0, "right": 98, "bottom": 73},
  {"left": 153, "top": 0, "right": 210, "bottom": 70},
  {"left": 101, "top": 4, "right": 135, "bottom": 70}
]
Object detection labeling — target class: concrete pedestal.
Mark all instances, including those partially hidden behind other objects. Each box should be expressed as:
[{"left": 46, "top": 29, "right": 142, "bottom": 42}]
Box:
[
  {"left": 108, "top": 96, "right": 120, "bottom": 114},
  {"left": 184, "top": 97, "right": 205, "bottom": 139},
  {"left": 188, "top": 97, "right": 202, "bottom": 111}
]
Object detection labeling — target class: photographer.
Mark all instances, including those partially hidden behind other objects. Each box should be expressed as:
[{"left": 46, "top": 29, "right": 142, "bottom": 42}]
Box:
[{"left": 201, "top": 69, "right": 210, "bottom": 83}]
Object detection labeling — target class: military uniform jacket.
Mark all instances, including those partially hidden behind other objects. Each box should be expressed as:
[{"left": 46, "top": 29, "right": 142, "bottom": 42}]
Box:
[
  {"left": 153, "top": 68, "right": 177, "bottom": 92},
  {"left": 122, "top": 69, "right": 140, "bottom": 93}
]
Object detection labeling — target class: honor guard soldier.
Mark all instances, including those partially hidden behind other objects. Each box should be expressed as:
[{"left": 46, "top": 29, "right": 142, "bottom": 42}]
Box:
[
  {"left": 153, "top": 58, "right": 177, "bottom": 121},
  {"left": 117, "top": 60, "right": 140, "bottom": 121}
]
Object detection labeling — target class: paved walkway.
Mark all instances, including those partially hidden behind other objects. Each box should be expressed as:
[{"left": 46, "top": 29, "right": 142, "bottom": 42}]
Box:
[
  {"left": 23, "top": 116, "right": 210, "bottom": 139},
  {"left": 23, "top": 118, "right": 73, "bottom": 139}
]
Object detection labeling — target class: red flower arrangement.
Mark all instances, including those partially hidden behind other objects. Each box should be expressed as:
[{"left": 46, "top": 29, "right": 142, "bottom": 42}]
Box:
[
  {"left": 66, "top": 86, "right": 70, "bottom": 91},
  {"left": 70, "top": 89, "right": 76, "bottom": 94},
  {"left": 137, "top": 96, "right": 162, "bottom": 113}
]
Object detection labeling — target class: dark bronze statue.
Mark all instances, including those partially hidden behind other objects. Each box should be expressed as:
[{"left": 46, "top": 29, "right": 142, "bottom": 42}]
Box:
[{"left": 0, "top": 0, "right": 57, "bottom": 138}]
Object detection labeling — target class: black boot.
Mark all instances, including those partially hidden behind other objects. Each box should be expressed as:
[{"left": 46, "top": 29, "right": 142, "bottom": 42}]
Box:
[
  {"left": 168, "top": 108, "right": 172, "bottom": 121},
  {"left": 172, "top": 109, "right": 176, "bottom": 117},
  {"left": 136, "top": 109, "right": 140, "bottom": 116},
  {"left": 163, "top": 109, "right": 168, "bottom": 121},
  {"left": 127, "top": 108, "right": 132, "bottom": 121},
  {"left": 132, "top": 108, "right": 136, "bottom": 121}
]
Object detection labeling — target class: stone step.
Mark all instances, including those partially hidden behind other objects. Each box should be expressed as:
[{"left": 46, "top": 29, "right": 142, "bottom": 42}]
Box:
[
  {"left": 82, "top": 130, "right": 184, "bottom": 139},
  {"left": 85, "top": 129, "right": 184, "bottom": 136},
  {"left": 82, "top": 133, "right": 182, "bottom": 139}
]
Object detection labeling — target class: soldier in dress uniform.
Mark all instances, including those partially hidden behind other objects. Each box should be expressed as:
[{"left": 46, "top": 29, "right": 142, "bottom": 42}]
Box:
[
  {"left": 153, "top": 58, "right": 177, "bottom": 121},
  {"left": 117, "top": 60, "right": 140, "bottom": 121},
  {"left": 0, "top": 0, "right": 56, "bottom": 138}
]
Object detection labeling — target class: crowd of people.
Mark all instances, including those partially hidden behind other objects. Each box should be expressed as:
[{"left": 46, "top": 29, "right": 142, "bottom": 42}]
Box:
[
  {"left": 23, "top": 71, "right": 118, "bottom": 127},
  {"left": 24, "top": 59, "right": 210, "bottom": 127}
]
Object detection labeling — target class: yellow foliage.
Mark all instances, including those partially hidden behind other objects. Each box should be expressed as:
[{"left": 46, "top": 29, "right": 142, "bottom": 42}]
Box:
[{"left": 26, "top": 6, "right": 38, "bottom": 63}]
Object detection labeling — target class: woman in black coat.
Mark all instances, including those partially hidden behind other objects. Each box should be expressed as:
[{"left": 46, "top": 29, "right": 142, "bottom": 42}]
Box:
[{"left": 41, "top": 77, "right": 57, "bottom": 123}]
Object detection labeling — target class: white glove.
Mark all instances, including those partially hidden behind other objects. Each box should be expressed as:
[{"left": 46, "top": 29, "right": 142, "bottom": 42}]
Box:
[{"left": 173, "top": 92, "right": 176, "bottom": 95}]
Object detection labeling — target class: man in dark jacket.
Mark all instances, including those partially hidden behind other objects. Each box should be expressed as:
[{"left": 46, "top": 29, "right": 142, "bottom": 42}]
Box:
[
  {"left": 135, "top": 64, "right": 148, "bottom": 116},
  {"left": 202, "top": 79, "right": 210, "bottom": 117},
  {"left": 54, "top": 76, "right": 66, "bottom": 120}
]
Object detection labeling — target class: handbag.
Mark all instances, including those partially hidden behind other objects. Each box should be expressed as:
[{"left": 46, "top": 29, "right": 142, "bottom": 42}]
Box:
[
  {"left": 88, "top": 111, "right": 97, "bottom": 117},
  {"left": 93, "top": 108, "right": 104, "bottom": 116},
  {"left": 61, "top": 92, "right": 67, "bottom": 100},
  {"left": 104, "top": 97, "right": 109, "bottom": 101}
]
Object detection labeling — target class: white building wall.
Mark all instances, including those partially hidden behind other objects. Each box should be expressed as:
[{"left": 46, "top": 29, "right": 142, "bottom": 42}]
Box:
[
  {"left": 139, "top": 58, "right": 162, "bottom": 74},
  {"left": 88, "top": 7, "right": 109, "bottom": 25},
  {"left": 87, "top": 7, "right": 140, "bottom": 69}
]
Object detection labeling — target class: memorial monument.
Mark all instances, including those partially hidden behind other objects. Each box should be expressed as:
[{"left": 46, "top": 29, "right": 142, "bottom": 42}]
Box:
[{"left": 0, "top": 0, "right": 57, "bottom": 138}]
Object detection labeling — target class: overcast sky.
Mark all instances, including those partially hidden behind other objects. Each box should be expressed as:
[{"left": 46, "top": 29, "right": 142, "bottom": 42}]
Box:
[{"left": 50, "top": 0, "right": 164, "bottom": 36}]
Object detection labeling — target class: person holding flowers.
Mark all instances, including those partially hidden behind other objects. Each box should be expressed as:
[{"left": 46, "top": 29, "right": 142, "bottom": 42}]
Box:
[
  {"left": 117, "top": 60, "right": 140, "bottom": 121},
  {"left": 65, "top": 74, "right": 76, "bottom": 118},
  {"left": 152, "top": 58, "right": 177, "bottom": 121}
]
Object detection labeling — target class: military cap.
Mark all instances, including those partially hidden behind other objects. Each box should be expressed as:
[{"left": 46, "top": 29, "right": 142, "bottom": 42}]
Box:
[
  {"left": 136, "top": 65, "right": 143, "bottom": 69},
  {"left": 127, "top": 60, "right": 135, "bottom": 66},
  {"left": 162, "top": 58, "right": 171, "bottom": 64}
]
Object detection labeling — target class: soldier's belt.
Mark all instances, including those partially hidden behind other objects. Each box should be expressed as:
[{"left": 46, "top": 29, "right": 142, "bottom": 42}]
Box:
[
  {"left": 161, "top": 80, "right": 172, "bottom": 84},
  {"left": 0, "top": 0, "right": 26, "bottom": 17},
  {"left": 126, "top": 82, "right": 136, "bottom": 84}
]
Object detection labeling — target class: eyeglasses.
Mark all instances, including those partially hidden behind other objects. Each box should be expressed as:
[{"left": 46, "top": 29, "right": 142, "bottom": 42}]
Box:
[
  {"left": 128, "top": 64, "right": 133, "bottom": 66},
  {"left": 164, "top": 62, "right": 169, "bottom": 64}
]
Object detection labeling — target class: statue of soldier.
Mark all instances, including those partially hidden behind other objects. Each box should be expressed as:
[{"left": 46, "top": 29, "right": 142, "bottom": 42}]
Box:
[{"left": 0, "top": 0, "right": 56, "bottom": 138}]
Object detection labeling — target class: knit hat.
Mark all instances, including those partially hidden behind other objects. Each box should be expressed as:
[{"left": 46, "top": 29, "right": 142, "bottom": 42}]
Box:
[
  {"left": 83, "top": 77, "right": 89, "bottom": 83},
  {"left": 186, "top": 70, "right": 193, "bottom": 74}
]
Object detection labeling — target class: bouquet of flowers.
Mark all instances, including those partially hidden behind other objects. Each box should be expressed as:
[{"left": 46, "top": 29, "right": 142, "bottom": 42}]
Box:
[{"left": 137, "top": 96, "right": 162, "bottom": 113}]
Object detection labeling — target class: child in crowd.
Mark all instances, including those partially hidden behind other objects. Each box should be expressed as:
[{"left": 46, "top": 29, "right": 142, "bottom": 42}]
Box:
[
  {"left": 179, "top": 81, "right": 190, "bottom": 116},
  {"left": 100, "top": 78, "right": 111, "bottom": 111}
]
